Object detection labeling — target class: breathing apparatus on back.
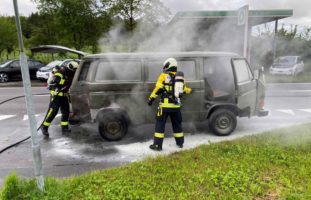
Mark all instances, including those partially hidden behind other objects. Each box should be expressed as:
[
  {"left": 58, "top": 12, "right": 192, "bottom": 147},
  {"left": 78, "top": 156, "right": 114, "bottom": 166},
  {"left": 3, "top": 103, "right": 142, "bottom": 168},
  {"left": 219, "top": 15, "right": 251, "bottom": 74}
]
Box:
[
  {"left": 162, "top": 58, "right": 185, "bottom": 104},
  {"left": 47, "top": 65, "right": 61, "bottom": 89},
  {"left": 174, "top": 71, "right": 185, "bottom": 99}
]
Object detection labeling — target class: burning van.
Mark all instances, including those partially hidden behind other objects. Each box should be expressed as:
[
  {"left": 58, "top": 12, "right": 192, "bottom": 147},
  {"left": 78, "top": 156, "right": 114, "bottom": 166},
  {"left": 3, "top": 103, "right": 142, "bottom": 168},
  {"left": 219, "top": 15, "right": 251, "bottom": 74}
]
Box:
[{"left": 70, "top": 52, "right": 268, "bottom": 140}]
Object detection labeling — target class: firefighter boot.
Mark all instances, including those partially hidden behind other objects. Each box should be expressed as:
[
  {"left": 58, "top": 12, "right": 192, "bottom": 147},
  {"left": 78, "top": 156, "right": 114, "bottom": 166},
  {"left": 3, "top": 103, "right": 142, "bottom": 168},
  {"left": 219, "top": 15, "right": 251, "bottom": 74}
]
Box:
[
  {"left": 41, "top": 126, "right": 49, "bottom": 137},
  {"left": 149, "top": 144, "right": 162, "bottom": 151},
  {"left": 62, "top": 126, "right": 71, "bottom": 134}
]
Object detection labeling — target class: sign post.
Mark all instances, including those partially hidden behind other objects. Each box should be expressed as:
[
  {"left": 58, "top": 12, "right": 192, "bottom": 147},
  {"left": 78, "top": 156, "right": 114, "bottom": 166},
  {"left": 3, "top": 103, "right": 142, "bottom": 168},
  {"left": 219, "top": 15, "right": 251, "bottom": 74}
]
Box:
[
  {"left": 237, "top": 5, "right": 249, "bottom": 59},
  {"left": 13, "top": 0, "right": 44, "bottom": 191}
]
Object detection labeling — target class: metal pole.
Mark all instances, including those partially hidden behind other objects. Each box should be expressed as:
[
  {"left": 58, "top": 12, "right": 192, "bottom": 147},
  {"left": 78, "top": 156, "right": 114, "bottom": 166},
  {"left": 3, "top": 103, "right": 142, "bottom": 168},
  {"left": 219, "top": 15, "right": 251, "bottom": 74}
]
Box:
[
  {"left": 273, "top": 19, "right": 279, "bottom": 61},
  {"left": 243, "top": 5, "right": 249, "bottom": 59},
  {"left": 247, "top": 26, "right": 252, "bottom": 63},
  {"left": 13, "top": 0, "right": 44, "bottom": 191}
]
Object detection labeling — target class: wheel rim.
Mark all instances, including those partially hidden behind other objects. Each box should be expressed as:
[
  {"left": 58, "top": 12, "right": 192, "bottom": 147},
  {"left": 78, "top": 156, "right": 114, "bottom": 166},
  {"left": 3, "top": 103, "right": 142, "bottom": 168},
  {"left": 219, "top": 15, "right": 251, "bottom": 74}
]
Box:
[
  {"left": 105, "top": 121, "right": 121, "bottom": 135},
  {"left": 216, "top": 114, "right": 232, "bottom": 130},
  {"left": 0, "top": 73, "right": 8, "bottom": 83}
]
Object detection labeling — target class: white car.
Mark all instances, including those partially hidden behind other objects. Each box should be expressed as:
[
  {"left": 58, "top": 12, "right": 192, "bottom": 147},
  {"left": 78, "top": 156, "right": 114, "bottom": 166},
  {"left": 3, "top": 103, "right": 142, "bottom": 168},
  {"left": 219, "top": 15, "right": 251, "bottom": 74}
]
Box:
[
  {"left": 269, "top": 56, "right": 304, "bottom": 76},
  {"left": 36, "top": 59, "right": 77, "bottom": 81}
]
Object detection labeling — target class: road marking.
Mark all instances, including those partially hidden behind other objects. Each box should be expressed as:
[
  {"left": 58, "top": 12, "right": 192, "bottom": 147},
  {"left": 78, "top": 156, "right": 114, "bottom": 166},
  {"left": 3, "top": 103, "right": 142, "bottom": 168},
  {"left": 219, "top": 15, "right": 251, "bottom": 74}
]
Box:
[
  {"left": 299, "top": 109, "right": 311, "bottom": 114},
  {"left": 289, "top": 90, "right": 311, "bottom": 93},
  {"left": 276, "top": 109, "right": 295, "bottom": 115},
  {"left": 0, "top": 115, "right": 15, "bottom": 121},
  {"left": 23, "top": 114, "right": 40, "bottom": 120},
  {"left": 22, "top": 113, "right": 61, "bottom": 121}
]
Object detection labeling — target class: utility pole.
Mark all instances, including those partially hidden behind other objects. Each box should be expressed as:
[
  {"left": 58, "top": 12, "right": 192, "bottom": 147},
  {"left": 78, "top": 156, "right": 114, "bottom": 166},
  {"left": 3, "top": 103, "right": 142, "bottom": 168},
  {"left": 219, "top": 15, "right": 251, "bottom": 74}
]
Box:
[
  {"left": 273, "top": 19, "right": 279, "bottom": 61},
  {"left": 13, "top": 0, "right": 44, "bottom": 191},
  {"left": 237, "top": 5, "right": 249, "bottom": 60}
]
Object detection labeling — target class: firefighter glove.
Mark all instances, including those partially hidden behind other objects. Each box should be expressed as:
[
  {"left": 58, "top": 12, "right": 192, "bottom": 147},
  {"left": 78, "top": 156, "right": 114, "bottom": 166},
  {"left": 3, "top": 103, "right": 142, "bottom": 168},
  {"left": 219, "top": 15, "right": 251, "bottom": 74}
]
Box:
[{"left": 148, "top": 97, "right": 155, "bottom": 106}]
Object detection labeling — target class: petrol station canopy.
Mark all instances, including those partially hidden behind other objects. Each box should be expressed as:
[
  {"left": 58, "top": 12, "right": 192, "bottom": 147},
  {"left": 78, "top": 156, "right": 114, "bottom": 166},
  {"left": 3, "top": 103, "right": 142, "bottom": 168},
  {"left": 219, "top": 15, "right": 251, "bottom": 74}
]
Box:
[{"left": 171, "top": 9, "right": 293, "bottom": 26}]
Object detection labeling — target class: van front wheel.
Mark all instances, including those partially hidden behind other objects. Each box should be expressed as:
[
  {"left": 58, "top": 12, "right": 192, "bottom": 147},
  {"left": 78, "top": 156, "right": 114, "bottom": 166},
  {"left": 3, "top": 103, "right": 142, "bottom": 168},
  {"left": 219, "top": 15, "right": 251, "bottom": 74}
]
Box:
[
  {"left": 98, "top": 113, "right": 128, "bottom": 141},
  {"left": 208, "top": 109, "right": 237, "bottom": 136}
]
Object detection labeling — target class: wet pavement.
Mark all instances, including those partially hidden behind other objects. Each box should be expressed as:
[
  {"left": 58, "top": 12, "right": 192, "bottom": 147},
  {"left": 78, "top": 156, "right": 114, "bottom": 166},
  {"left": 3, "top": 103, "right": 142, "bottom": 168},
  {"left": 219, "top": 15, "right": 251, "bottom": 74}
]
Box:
[
  {"left": 1, "top": 114, "right": 311, "bottom": 187},
  {"left": 1, "top": 83, "right": 311, "bottom": 187}
]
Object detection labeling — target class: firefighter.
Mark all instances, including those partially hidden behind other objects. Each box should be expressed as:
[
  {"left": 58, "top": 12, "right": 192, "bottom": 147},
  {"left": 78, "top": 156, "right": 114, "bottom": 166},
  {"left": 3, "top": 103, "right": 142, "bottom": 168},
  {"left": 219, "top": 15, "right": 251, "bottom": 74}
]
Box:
[
  {"left": 40, "top": 61, "right": 79, "bottom": 137},
  {"left": 148, "top": 58, "right": 192, "bottom": 151}
]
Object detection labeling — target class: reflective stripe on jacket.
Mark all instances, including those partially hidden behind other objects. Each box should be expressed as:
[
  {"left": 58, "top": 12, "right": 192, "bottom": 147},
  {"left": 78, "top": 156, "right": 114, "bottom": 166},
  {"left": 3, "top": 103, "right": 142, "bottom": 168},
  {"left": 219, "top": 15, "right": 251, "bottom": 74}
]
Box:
[{"left": 149, "top": 72, "right": 191, "bottom": 108}]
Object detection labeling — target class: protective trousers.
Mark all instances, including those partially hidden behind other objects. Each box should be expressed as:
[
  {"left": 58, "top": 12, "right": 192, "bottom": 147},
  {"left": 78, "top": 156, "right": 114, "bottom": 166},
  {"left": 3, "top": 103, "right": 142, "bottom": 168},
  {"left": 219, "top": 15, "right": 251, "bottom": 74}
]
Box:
[
  {"left": 42, "top": 94, "right": 70, "bottom": 129},
  {"left": 153, "top": 107, "right": 184, "bottom": 148}
]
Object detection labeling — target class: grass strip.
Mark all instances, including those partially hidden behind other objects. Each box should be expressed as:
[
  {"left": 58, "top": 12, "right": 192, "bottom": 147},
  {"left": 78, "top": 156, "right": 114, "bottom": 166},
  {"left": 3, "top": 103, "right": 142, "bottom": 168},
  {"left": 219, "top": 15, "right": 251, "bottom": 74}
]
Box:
[{"left": 1, "top": 123, "right": 311, "bottom": 199}]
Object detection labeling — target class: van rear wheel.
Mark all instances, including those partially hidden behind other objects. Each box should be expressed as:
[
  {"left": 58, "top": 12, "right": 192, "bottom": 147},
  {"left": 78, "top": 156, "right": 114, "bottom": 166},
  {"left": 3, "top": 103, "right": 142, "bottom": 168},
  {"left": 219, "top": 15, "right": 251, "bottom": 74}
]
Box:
[
  {"left": 98, "top": 113, "right": 127, "bottom": 141},
  {"left": 208, "top": 109, "right": 237, "bottom": 136}
]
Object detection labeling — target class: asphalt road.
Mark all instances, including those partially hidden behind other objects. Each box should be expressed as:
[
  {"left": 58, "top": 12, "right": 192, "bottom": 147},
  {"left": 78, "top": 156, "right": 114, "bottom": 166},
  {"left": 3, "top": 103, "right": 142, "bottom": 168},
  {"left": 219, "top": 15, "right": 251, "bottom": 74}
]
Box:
[{"left": 0, "top": 83, "right": 311, "bottom": 187}]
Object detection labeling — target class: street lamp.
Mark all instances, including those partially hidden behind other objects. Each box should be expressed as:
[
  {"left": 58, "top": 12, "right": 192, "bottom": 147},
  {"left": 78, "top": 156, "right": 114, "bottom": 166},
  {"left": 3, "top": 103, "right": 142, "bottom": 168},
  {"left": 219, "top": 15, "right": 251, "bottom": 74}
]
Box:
[{"left": 12, "top": 0, "right": 44, "bottom": 191}]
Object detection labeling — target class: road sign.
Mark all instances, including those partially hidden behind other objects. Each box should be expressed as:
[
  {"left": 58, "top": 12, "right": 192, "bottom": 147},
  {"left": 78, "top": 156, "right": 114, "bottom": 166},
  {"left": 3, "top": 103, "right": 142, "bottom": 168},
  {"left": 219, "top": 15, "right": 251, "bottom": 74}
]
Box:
[
  {"left": 237, "top": 5, "right": 249, "bottom": 59},
  {"left": 237, "top": 5, "right": 249, "bottom": 26}
]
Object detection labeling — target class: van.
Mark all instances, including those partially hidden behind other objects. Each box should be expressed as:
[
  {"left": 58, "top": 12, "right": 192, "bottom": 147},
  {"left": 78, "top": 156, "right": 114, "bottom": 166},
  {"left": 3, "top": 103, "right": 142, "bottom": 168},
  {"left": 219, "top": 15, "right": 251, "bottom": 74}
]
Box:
[{"left": 70, "top": 52, "right": 268, "bottom": 141}]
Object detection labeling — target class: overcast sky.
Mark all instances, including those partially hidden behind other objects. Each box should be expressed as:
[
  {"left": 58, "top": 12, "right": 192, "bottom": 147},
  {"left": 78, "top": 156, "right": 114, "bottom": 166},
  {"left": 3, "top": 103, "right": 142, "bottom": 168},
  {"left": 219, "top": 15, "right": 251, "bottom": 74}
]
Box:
[{"left": 0, "top": 0, "right": 310, "bottom": 26}]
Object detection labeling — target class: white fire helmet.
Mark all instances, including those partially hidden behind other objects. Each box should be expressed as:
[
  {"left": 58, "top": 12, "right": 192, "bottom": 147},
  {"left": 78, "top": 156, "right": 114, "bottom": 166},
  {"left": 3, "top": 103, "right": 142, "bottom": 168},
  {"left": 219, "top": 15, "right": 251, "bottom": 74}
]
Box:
[
  {"left": 67, "top": 61, "right": 79, "bottom": 71},
  {"left": 163, "top": 58, "right": 177, "bottom": 72}
]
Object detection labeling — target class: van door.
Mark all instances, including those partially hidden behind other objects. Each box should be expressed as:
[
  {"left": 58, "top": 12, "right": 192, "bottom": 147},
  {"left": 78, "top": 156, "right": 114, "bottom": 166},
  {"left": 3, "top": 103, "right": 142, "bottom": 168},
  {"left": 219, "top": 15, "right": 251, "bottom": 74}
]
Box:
[
  {"left": 89, "top": 59, "right": 145, "bottom": 124},
  {"left": 231, "top": 58, "right": 257, "bottom": 117},
  {"left": 144, "top": 58, "right": 202, "bottom": 122}
]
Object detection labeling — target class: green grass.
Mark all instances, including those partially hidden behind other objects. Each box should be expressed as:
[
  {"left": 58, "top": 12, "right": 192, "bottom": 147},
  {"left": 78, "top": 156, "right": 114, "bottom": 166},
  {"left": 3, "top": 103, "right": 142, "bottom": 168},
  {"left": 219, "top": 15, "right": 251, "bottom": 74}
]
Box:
[
  {"left": 1, "top": 124, "right": 311, "bottom": 199},
  {"left": 265, "top": 73, "right": 311, "bottom": 83}
]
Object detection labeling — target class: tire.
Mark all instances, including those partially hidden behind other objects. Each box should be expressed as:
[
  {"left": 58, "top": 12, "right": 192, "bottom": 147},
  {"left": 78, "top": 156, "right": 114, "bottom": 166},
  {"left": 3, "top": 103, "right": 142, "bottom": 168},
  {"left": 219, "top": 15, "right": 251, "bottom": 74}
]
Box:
[
  {"left": 208, "top": 109, "right": 237, "bottom": 136},
  {"left": 0, "top": 72, "right": 9, "bottom": 83},
  {"left": 98, "top": 112, "right": 128, "bottom": 141}
]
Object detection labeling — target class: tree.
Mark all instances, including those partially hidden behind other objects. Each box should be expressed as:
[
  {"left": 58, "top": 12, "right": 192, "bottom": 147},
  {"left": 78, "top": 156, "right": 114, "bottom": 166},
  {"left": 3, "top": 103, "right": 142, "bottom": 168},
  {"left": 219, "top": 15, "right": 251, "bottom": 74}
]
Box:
[
  {"left": 26, "top": 12, "right": 60, "bottom": 47},
  {"left": 101, "top": 0, "right": 170, "bottom": 31},
  {"left": 98, "top": 0, "right": 171, "bottom": 52},
  {"left": 0, "top": 17, "right": 18, "bottom": 59},
  {"left": 251, "top": 23, "right": 311, "bottom": 68},
  {"left": 34, "top": 0, "right": 112, "bottom": 52}
]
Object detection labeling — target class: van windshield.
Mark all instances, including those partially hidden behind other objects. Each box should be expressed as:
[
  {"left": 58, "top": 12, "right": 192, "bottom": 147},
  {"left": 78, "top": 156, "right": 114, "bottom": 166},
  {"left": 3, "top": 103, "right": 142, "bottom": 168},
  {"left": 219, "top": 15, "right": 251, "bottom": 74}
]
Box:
[{"left": 274, "top": 57, "right": 296, "bottom": 65}]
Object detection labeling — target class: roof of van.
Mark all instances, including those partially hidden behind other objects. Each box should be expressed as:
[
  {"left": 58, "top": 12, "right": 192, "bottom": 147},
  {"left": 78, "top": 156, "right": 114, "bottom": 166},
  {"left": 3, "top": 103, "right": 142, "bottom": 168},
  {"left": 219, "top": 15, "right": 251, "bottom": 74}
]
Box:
[{"left": 84, "top": 51, "right": 240, "bottom": 59}]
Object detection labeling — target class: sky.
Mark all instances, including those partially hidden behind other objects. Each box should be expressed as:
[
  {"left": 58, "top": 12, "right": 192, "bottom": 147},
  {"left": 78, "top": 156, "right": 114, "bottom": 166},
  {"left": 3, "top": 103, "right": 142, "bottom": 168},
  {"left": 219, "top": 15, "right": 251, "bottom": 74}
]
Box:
[{"left": 0, "top": 0, "right": 310, "bottom": 27}]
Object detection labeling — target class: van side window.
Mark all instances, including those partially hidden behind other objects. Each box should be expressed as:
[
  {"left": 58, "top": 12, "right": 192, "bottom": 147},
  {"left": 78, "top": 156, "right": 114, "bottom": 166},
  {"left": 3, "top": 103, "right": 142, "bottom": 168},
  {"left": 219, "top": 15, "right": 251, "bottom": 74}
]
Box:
[
  {"left": 95, "top": 61, "right": 141, "bottom": 82},
  {"left": 232, "top": 59, "right": 253, "bottom": 83},
  {"left": 78, "top": 61, "right": 91, "bottom": 81},
  {"left": 203, "top": 57, "right": 235, "bottom": 97},
  {"left": 147, "top": 59, "right": 196, "bottom": 81}
]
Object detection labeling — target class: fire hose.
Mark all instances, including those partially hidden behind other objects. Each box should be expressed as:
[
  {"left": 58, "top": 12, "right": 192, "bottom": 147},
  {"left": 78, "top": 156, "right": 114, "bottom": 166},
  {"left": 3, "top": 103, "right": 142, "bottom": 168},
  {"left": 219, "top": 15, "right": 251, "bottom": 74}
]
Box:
[{"left": 0, "top": 92, "right": 51, "bottom": 154}]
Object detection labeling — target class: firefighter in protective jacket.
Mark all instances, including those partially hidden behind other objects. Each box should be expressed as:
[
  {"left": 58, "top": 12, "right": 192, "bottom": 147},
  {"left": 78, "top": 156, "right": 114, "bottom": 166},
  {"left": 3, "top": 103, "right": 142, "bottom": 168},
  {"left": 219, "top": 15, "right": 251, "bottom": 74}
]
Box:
[
  {"left": 41, "top": 61, "right": 79, "bottom": 137},
  {"left": 148, "top": 58, "right": 192, "bottom": 151}
]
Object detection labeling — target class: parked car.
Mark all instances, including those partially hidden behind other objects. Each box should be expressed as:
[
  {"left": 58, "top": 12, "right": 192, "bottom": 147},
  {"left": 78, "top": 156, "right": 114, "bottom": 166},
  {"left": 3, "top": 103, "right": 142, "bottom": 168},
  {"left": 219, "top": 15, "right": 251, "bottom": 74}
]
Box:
[
  {"left": 36, "top": 59, "right": 80, "bottom": 81},
  {"left": 0, "top": 59, "right": 44, "bottom": 83},
  {"left": 269, "top": 56, "right": 304, "bottom": 76},
  {"left": 70, "top": 52, "right": 269, "bottom": 141}
]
